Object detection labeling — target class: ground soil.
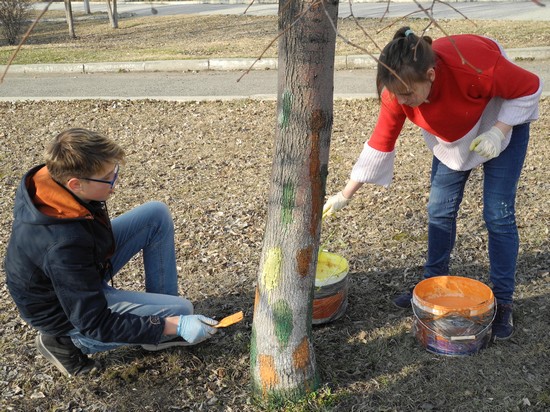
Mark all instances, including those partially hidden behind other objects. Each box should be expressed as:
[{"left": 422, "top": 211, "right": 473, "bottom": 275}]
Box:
[{"left": 0, "top": 10, "right": 549, "bottom": 412}]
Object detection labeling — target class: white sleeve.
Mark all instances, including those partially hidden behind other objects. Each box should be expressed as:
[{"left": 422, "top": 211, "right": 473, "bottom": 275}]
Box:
[
  {"left": 495, "top": 41, "right": 542, "bottom": 126},
  {"left": 350, "top": 143, "right": 396, "bottom": 188},
  {"left": 498, "top": 80, "right": 542, "bottom": 126}
]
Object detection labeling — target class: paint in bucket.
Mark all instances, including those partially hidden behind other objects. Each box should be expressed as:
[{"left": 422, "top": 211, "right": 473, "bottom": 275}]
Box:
[
  {"left": 412, "top": 276, "right": 495, "bottom": 356},
  {"left": 313, "top": 250, "right": 349, "bottom": 325}
]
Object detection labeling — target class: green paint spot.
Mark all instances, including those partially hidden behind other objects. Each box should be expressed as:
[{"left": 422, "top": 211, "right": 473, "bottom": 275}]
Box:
[
  {"left": 273, "top": 299, "right": 293, "bottom": 349},
  {"left": 262, "top": 247, "right": 282, "bottom": 291},
  {"left": 278, "top": 91, "right": 292, "bottom": 129},
  {"left": 281, "top": 182, "right": 295, "bottom": 226}
]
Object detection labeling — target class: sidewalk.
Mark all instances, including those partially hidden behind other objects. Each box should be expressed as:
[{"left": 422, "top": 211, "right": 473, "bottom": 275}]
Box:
[{"left": 3, "top": 46, "right": 550, "bottom": 75}]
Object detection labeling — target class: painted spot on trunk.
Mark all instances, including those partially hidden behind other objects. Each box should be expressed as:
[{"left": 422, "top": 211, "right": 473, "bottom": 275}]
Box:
[
  {"left": 297, "top": 246, "right": 313, "bottom": 277},
  {"left": 259, "top": 354, "right": 279, "bottom": 393},
  {"left": 309, "top": 109, "right": 328, "bottom": 237},
  {"left": 254, "top": 287, "right": 260, "bottom": 313},
  {"left": 282, "top": 182, "right": 295, "bottom": 225},
  {"left": 293, "top": 336, "right": 310, "bottom": 370},
  {"left": 261, "top": 247, "right": 282, "bottom": 291},
  {"left": 273, "top": 299, "right": 293, "bottom": 349},
  {"left": 278, "top": 91, "right": 293, "bottom": 129}
]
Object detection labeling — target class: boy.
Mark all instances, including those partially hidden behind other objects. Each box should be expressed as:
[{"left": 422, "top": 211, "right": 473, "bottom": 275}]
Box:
[{"left": 4, "top": 128, "right": 218, "bottom": 377}]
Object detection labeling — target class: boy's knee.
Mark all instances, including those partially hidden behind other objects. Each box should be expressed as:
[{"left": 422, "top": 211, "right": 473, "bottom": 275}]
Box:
[{"left": 145, "top": 201, "right": 173, "bottom": 224}]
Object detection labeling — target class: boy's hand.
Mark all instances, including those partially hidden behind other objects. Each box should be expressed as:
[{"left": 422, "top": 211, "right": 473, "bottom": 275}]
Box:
[
  {"left": 177, "top": 315, "right": 218, "bottom": 344},
  {"left": 469, "top": 126, "right": 505, "bottom": 159}
]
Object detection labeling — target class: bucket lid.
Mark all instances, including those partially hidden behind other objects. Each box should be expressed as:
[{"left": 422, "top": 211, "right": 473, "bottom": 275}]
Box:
[
  {"left": 412, "top": 276, "right": 495, "bottom": 316},
  {"left": 315, "top": 250, "right": 349, "bottom": 287}
]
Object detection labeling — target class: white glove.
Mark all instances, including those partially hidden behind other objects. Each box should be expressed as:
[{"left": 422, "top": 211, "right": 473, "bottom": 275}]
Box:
[
  {"left": 177, "top": 315, "right": 218, "bottom": 344},
  {"left": 469, "top": 126, "right": 505, "bottom": 159},
  {"left": 322, "top": 191, "right": 351, "bottom": 218}
]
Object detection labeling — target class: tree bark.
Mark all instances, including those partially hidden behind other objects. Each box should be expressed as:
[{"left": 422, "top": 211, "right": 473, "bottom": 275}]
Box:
[
  {"left": 64, "top": 0, "right": 75, "bottom": 39},
  {"left": 250, "top": 0, "right": 339, "bottom": 403},
  {"left": 83, "top": 0, "right": 91, "bottom": 15},
  {"left": 106, "top": 0, "right": 118, "bottom": 29}
]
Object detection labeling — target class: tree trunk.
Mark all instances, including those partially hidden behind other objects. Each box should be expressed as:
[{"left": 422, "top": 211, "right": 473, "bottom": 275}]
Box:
[
  {"left": 64, "top": 0, "right": 75, "bottom": 39},
  {"left": 250, "top": 0, "right": 339, "bottom": 404},
  {"left": 106, "top": 0, "right": 118, "bottom": 29},
  {"left": 83, "top": 0, "right": 91, "bottom": 15}
]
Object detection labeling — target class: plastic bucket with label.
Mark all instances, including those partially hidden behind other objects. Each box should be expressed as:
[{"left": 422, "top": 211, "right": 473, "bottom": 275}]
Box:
[
  {"left": 412, "top": 276, "right": 496, "bottom": 356},
  {"left": 313, "top": 250, "right": 349, "bottom": 325}
]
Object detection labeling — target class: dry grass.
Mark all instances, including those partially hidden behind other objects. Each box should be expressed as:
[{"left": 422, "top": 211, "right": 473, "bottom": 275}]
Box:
[
  {"left": 0, "top": 96, "right": 548, "bottom": 411},
  {"left": 1, "top": 11, "right": 549, "bottom": 64}
]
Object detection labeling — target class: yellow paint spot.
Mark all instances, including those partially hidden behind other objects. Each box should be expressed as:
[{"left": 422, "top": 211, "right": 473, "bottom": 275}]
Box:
[
  {"left": 259, "top": 354, "right": 279, "bottom": 393},
  {"left": 293, "top": 337, "right": 310, "bottom": 370},
  {"left": 262, "top": 247, "right": 282, "bottom": 291}
]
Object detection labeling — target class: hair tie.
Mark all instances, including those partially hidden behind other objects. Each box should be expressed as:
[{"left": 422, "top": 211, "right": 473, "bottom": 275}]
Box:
[{"left": 405, "top": 29, "right": 414, "bottom": 38}]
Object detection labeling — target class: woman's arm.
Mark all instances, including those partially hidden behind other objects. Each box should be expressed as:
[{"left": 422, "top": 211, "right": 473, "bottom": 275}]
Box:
[{"left": 342, "top": 180, "right": 364, "bottom": 199}]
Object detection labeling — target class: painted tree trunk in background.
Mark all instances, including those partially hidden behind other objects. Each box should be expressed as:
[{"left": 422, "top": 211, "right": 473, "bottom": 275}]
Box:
[{"left": 250, "top": 0, "right": 339, "bottom": 403}]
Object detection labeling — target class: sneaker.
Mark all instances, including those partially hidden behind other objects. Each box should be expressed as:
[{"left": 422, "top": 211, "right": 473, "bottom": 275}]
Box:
[
  {"left": 393, "top": 287, "right": 414, "bottom": 309},
  {"left": 492, "top": 303, "right": 514, "bottom": 341},
  {"left": 141, "top": 337, "right": 193, "bottom": 352},
  {"left": 35, "top": 334, "right": 99, "bottom": 377}
]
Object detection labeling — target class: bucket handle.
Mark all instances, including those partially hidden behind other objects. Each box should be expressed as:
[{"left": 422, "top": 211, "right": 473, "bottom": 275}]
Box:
[{"left": 412, "top": 300, "right": 497, "bottom": 342}]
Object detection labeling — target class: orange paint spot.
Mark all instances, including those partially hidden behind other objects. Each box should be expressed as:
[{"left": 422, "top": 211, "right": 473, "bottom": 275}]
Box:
[
  {"left": 297, "top": 246, "right": 313, "bottom": 277},
  {"left": 309, "top": 109, "right": 328, "bottom": 237},
  {"left": 259, "top": 354, "right": 279, "bottom": 393},
  {"left": 293, "top": 337, "right": 310, "bottom": 370},
  {"left": 254, "top": 287, "right": 260, "bottom": 313}
]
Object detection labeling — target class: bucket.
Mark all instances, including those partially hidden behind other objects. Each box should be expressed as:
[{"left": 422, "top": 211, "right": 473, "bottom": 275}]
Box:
[
  {"left": 412, "top": 276, "right": 496, "bottom": 356},
  {"left": 313, "top": 250, "right": 349, "bottom": 325}
]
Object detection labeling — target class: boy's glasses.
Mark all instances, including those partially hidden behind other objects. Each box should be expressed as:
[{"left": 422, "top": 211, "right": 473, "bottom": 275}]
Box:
[{"left": 81, "top": 164, "right": 119, "bottom": 188}]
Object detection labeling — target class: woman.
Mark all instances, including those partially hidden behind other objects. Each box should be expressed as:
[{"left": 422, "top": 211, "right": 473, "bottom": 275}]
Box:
[{"left": 323, "top": 27, "right": 542, "bottom": 341}]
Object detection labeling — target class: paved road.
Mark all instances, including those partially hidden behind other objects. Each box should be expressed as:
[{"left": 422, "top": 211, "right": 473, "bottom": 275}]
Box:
[
  {"left": 1, "top": 59, "right": 548, "bottom": 101},
  {"left": 37, "top": 1, "right": 550, "bottom": 21}
]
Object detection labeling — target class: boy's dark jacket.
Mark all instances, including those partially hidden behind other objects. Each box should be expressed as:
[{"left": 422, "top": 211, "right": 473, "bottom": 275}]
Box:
[{"left": 4, "top": 165, "right": 164, "bottom": 344}]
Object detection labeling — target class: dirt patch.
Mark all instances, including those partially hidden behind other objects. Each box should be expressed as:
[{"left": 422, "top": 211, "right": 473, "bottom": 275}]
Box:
[{"left": 0, "top": 97, "right": 548, "bottom": 411}]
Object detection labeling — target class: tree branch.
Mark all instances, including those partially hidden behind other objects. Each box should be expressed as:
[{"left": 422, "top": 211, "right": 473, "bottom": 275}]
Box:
[{"left": 1, "top": 0, "right": 54, "bottom": 84}]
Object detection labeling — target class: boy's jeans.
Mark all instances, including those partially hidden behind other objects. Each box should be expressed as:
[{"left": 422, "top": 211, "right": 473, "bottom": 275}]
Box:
[
  {"left": 70, "top": 201, "right": 193, "bottom": 354},
  {"left": 424, "top": 123, "right": 530, "bottom": 305}
]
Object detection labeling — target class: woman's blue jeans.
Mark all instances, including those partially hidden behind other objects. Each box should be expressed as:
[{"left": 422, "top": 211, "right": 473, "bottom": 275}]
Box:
[
  {"left": 70, "top": 201, "right": 193, "bottom": 354},
  {"left": 424, "top": 123, "right": 530, "bottom": 305}
]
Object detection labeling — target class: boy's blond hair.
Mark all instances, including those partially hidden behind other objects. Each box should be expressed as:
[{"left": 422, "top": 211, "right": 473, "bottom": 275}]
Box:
[{"left": 45, "top": 128, "right": 125, "bottom": 184}]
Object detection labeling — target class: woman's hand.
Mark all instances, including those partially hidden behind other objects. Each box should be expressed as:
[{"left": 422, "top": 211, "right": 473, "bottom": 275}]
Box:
[
  {"left": 323, "top": 191, "right": 352, "bottom": 218},
  {"left": 470, "top": 126, "right": 505, "bottom": 159}
]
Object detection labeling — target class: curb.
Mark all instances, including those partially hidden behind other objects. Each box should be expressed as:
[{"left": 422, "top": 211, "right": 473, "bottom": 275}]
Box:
[{"left": 2, "top": 47, "right": 549, "bottom": 75}]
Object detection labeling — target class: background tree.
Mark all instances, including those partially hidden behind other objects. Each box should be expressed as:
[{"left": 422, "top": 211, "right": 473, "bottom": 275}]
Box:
[
  {"left": 250, "top": 0, "right": 339, "bottom": 404},
  {"left": 63, "top": 0, "right": 75, "bottom": 39},
  {"left": 106, "top": 0, "right": 118, "bottom": 29},
  {"left": 0, "top": 0, "right": 31, "bottom": 45}
]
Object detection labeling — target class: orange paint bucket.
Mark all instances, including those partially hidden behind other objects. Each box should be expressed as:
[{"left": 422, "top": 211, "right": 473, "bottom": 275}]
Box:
[
  {"left": 313, "top": 251, "right": 349, "bottom": 325},
  {"left": 412, "top": 276, "right": 495, "bottom": 356}
]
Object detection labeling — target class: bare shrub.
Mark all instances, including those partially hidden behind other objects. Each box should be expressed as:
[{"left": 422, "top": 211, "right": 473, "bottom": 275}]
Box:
[{"left": 0, "top": 0, "right": 32, "bottom": 45}]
